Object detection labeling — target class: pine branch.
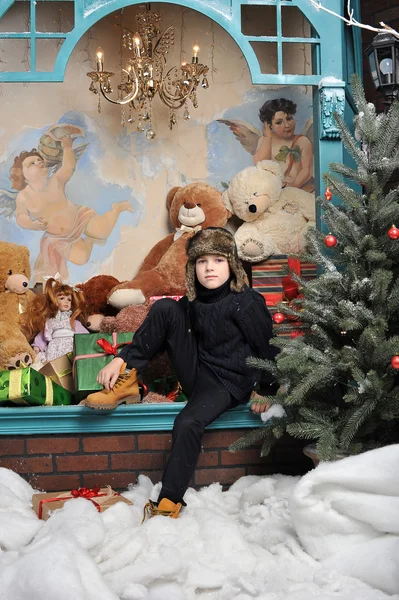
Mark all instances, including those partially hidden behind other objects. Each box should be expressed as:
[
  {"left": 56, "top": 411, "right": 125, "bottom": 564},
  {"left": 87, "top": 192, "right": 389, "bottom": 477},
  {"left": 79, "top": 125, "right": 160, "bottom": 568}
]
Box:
[{"left": 339, "top": 398, "right": 378, "bottom": 449}]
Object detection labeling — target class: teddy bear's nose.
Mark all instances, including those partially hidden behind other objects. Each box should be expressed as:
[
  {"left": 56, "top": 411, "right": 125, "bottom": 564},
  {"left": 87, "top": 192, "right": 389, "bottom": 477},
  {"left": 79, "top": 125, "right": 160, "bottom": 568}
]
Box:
[
  {"left": 22, "top": 281, "right": 28, "bottom": 287},
  {"left": 184, "top": 202, "right": 196, "bottom": 209},
  {"left": 248, "top": 204, "right": 257, "bottom": 213}
]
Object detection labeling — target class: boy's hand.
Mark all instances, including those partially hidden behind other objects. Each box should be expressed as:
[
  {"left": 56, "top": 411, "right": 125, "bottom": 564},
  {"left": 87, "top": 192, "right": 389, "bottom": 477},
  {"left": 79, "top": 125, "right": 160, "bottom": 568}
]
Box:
[
  {"left": 97, "top": 357, "right": 124, "bottom": 391},
  {"left": 250, "top": 391, "right": 271, "bottom": 414},
  {"left": 262, "top": 123, "right": 273, "bottom": 139},
  {"left": 60, "top": 136, "right": 73, "bottom": 149}
]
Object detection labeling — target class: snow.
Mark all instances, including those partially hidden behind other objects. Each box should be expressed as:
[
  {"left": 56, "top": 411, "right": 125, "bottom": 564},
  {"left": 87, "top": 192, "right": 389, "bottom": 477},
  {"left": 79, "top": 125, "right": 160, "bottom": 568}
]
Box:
[{"left": 0, "top": 448, "right": 398, "bottom": 600}]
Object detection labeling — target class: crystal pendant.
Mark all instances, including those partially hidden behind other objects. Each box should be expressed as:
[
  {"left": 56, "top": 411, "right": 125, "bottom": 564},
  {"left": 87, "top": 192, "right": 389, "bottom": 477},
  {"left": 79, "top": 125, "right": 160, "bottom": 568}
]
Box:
[
  {"left": 128, "top": 114, "right": 135, "bottom": 124},
  {"left": 146, "top": 129, "right": 156, "bottom": 140},
  {"left": 121, "top": 107, "right": 126, "bottom": 126},
  {"left": 89, "top": 81, "right": 98, "bottom": 94},
  {"left": 201, "top": 77, "right": 209, "bottom": 89},
  {"left": 97, "top": 95, "right": 101, "bottom": 114},
  {"left": 143, "top": 112, "right": 150, "bottom": 121},
  {"left": 137, "top": 121, "right": 145, "bottom": 131},
  {"left": 183, "top": 109, "right": 191, "bottom": 121}
]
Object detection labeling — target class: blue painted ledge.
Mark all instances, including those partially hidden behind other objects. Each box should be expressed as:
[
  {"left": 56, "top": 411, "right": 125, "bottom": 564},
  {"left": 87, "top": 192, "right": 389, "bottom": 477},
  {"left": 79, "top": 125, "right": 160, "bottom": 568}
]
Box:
[{"left": 0, "top": 403, "right": 260, "bottom": 435}]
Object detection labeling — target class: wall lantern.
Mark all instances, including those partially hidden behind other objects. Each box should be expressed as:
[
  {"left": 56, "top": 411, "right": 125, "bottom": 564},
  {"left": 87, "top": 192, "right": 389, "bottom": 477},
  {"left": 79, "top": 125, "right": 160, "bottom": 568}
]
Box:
[{"left": 366, "top": 32, "right": 399, "bottom": 106}]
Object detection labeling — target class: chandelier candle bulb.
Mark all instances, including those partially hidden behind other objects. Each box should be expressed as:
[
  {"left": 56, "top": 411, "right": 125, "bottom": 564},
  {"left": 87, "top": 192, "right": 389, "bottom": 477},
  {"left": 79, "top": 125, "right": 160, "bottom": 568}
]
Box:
[{"left": 96, "top": 48, "right": 104, "bottom": 72}]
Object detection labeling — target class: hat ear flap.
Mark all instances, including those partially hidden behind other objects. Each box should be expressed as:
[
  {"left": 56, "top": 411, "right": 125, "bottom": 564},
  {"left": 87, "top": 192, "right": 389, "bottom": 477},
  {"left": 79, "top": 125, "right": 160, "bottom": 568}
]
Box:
[{"left": 185, "top": 261, "right": 197, "bottom": 302}]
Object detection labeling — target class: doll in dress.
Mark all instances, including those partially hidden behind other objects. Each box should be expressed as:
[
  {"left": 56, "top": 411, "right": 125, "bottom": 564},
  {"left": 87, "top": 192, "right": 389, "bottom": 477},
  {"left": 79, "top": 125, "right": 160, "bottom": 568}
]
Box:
[{"left": 21, "top": 276, "right": 88, "bottom": 363}]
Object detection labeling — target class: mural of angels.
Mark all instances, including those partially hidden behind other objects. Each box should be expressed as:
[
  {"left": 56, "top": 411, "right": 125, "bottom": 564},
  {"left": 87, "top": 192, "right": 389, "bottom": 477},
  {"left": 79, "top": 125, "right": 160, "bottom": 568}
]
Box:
[
  {"left": 0, "top": 121, "right": 134, "bottom": 283},
  {"left": 218, "top": 97, "right": 314, "bottom": 192}
]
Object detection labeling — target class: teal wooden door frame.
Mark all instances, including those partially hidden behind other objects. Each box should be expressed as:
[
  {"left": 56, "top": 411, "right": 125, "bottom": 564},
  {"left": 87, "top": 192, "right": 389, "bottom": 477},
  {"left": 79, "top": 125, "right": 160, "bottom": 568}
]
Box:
[{"left": 0, "top": 0, "right": 362, "bottom": 434}]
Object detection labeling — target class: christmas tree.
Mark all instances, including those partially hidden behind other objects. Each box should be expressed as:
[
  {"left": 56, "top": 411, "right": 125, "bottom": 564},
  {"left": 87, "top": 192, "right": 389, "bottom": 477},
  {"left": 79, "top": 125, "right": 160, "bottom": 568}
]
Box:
[{"left": 232, "top": 75, "right": 399, "bottom": 461}]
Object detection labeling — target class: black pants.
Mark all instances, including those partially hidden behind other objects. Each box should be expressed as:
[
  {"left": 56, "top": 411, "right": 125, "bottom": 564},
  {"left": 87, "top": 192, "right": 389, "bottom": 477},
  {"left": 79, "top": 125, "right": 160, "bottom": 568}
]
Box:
[{"left": 120, "top": 299, "right": 241, "bottom": 504}]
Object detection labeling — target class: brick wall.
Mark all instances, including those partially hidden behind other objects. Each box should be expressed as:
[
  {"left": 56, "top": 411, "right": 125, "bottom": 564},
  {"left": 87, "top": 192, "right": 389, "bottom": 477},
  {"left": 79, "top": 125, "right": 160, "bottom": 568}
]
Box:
[
  {"left": 0, "top": 430, "right": 312, "bottom": 492},
  {"left": 360, "top": 0, "right": 399, "bottom": 106}
]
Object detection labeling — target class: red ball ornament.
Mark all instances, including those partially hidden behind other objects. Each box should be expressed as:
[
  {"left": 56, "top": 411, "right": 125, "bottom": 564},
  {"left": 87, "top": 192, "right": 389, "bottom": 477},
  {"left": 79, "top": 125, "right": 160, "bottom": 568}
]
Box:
[
  {"left": 388, "top": 225, "right": 399, "bottom": 240},
  {"left": 324, "top": 234, "right": 337, "bottom": 248},
  {"left": 324, "top": 187, "right": 332, "bottom": 201},
  {"left": 273, "top": 312, "right": 285, "bottom": 324},
  {"left": 391, "top": 356, "right": 399, "bottom": 369}
]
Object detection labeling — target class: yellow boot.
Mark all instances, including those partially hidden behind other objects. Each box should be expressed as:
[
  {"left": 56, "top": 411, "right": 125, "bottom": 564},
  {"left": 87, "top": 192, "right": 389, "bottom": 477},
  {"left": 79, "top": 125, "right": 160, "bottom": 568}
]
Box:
[
  {"left": 83, "top": 364, "right": 140, "bottom": 410},
  {"left": 142, "top": 498, "right": 182, "bottom": 522}
]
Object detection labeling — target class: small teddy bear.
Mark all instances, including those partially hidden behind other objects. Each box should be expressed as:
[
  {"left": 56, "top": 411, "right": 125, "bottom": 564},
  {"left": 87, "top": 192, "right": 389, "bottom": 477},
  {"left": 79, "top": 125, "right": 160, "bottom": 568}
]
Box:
[
  {"left": 76, "top": 275, "right": 121, "bottom": 331},
  {"left": 107, "top": 182, "right": 231, "bottom": 308},
  {"left": 222, "top": 160, "right": 316, "bottom": 263},
  {"left": 0, "top": 241, "right": 36, "bottom": 369}
]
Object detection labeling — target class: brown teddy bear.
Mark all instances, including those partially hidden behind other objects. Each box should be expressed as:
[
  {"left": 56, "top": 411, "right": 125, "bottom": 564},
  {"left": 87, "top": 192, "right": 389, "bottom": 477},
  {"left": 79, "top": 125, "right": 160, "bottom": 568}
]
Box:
[
  {"left": 76, "top": 274, "right": 121, "bottom": 331},
  {"left": 0, "top": 241, "right": 36, "bottom": 369},
  {"left": 107, "top": 182, "right": 231, "bottom": 308}
]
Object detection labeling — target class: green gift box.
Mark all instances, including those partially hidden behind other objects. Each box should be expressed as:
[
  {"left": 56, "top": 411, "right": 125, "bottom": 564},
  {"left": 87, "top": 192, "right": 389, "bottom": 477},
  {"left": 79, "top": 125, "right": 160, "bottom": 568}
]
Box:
[
  {"left": 73, "top": 332, "right": 134, "bottom": 401},
  {"left": 0, "top": 368, "right": 73, "bottom": 406}
]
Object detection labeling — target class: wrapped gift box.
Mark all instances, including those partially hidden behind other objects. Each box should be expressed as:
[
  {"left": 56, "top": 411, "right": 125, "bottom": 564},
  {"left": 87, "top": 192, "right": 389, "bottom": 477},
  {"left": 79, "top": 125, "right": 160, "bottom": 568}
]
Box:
[
  {"left": 73, "top": 332, "right": 133, "bottom": 401},
  {"left": 0, "top": 367, "right": 72, "bottom": 406},
  {"left": 252, "top": 255, "right": 316, "bottom": 338},
  {"left": 251, "top": 255, "right": 317, "bottom": 306},
  {"left": 149, "top": 295, "right": 182, "bottom": 304},
  {"left": 39, "top": 352, "right": 74, "bottom": 394},
  {"left": 32, "top": 486, "right": 133, "bottom": 520}
]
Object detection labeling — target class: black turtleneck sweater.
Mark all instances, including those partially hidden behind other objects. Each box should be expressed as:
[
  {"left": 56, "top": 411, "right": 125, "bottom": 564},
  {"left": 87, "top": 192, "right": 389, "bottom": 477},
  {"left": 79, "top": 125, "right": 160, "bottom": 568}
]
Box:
[{"left": 185, "top": 279, "right": 275, "bottom": 402}]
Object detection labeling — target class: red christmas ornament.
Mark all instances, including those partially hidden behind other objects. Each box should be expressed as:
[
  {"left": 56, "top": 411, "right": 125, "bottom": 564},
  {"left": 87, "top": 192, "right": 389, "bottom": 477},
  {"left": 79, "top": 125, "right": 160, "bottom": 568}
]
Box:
[
  {"left": 290, "top": 331, "right": 303, "bottom": 339},
  {"left": 324, "top": 187, "right": 332, "bottom": 201},
  {"left": 391, "top": 356, "right": 399, "bottom": 369},
  {"left": 324, "top": 234, "right": 337, "bottom": 248},
  {"left": 388, "top": 225, "right": 399, "bottom": 240},
  {"left": 273, "top": 312, "right": 285, "bottom": 324}
]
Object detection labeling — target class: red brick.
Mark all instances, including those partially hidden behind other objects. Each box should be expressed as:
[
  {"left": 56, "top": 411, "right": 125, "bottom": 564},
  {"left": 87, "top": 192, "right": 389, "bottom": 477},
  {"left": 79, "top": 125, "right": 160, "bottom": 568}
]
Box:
[
  {"left": 56, "top": 455, "right": 109, "bottom": 472},
  {"left": 221, "top": 448, "right": 270, "bottom": 466},
  {"left": 111, "top": 453, "right": 163, "bottom": 470},
  {"left": 137, "top": 434, "right": 172, "bottom": 451},
  {"left": 27, "top": 437, "right": 79, "bottom": 455},
  {"left": 82, "top": 471, "right": 137, "bottom": 490},
  {"left": 195, "top": 467, "right": 245, "bottom": 486},
  {"left": 197, "top": 451, "right": 219, "bottom": 467},
  {"left": 202, "top": 430, "right": 247, "bottom": 449},
  {"left": 0, "top": 438, "right": 25, "bottom": 456},
  {"left": 83, "top": 436, "right": 135, "bottom": 453},
  {"left": 29, "top": 474, "right": 81, "bottom": 492},
  {"left": 0, "top": 456, "right": 53, "bottom": 473}
]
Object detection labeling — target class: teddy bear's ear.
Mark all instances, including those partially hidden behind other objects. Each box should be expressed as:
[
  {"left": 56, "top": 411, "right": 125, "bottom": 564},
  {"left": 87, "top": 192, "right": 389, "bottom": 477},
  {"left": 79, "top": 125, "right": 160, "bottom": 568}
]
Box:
[
  {"left": 166, "top": 186, "right": 181, "bottom": 209},
  {"left": 222, "top": 189, "right": 233, "bottom": 214},
  {"left": 256, "top": 160, "right": 284, "bottom": 180}
]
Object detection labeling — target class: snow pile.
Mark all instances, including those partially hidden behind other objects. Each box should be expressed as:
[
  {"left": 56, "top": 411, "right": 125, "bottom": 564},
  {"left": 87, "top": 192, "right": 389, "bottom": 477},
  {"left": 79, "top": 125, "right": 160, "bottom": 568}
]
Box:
[
  {"left": 290, "top": 444, "right": 399, "bottom": 595},
  {"left": 0, "top": 453, "right": 398, "bottom": 600}
]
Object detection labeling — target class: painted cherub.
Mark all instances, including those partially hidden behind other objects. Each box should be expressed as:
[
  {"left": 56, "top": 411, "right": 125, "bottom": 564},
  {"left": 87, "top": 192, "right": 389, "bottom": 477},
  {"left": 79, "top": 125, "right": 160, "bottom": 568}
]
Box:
[
  {"left": 218, "top": 97, "right": 314, "bottom": 192},
  {"left": 2, "top": 123, "right": 133, "bottom": 282}
]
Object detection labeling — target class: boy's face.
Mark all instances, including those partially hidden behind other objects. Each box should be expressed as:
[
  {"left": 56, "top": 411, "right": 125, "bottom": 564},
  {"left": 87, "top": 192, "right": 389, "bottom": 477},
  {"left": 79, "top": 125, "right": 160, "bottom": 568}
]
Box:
[
  {"left": 270, "top": 111, "right": 295, "bottom": 139},
  {"left": 22, "top": 155, "right": 46, "bottom": 181},
  {"left": 195, "top": 254, "right": 230, "bottom": 290}
]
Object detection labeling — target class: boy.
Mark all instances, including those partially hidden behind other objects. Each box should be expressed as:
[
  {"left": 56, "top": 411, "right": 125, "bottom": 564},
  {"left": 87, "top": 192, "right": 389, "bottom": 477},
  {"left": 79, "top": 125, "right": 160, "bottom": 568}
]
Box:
[{"left": 83, "top": 228, "right": 275, "bottom": 518}]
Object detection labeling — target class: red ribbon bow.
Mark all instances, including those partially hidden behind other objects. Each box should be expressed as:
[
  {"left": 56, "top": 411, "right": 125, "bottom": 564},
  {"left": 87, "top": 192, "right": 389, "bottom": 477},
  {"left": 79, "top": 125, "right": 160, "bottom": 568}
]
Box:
[
  {"left": 71, "top": 486, "right": 101, "bottom": 499},
  {"left": 96, "top": 338, "right": 119, "bottom": 356}
]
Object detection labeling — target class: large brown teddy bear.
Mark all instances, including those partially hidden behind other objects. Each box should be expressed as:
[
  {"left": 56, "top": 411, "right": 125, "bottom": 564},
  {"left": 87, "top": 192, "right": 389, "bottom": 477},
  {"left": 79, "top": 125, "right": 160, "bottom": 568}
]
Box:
[
  {"left": 107, "top": 182, "right": 231, "bottom": 308},
  {"left": 0, "top": 241, "right": 36, "bottom": 369}
]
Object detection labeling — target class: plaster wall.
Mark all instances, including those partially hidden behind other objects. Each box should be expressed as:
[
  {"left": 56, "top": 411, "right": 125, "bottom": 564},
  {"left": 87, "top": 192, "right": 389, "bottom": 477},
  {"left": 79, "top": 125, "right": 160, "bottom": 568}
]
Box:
[{"left": 0, "top": 2, "right": 313, "bottom": 284}]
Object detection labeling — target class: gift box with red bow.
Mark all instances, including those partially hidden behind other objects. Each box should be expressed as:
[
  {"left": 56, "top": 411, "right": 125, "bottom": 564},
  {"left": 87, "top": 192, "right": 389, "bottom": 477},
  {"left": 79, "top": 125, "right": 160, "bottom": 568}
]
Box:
[
  {"left": 32, "top": 485, "right": 133, "bottom": 520},
  {"left": 251, "top": 255, "right": 317, "bottom": 338},
  {"left": 73, "top": 332, "right": 133, "bottom": 401}
]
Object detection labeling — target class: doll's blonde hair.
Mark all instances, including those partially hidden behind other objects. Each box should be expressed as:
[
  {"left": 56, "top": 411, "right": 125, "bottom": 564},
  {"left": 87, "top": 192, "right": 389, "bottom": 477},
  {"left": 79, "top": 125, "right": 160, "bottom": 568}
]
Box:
[{"left": 21, "top": 278, "right": 86, "bottom": 342}]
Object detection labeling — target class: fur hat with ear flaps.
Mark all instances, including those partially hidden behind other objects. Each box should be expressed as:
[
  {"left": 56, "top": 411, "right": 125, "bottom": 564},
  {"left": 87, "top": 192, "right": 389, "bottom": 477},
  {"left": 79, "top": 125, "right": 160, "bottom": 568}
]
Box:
[{"left": 185, "top": 227, "right": 248, "bottom": 301}]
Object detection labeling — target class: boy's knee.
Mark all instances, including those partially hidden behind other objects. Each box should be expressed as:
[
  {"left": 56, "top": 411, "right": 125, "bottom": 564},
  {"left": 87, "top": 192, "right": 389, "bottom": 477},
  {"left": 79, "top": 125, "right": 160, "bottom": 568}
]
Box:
[
  {"left": 150, "top": 298, "right": 181, "bottom": 315},
  {"left": 173, "top": 415, "right": 203, "bottom": 437}
]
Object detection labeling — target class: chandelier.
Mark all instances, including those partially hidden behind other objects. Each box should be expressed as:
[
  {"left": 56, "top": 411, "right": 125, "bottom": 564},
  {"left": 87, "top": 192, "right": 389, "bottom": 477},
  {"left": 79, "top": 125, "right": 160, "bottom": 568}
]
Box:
[{"left": 87, "top": 8, "right": 209, "bottom": 139}]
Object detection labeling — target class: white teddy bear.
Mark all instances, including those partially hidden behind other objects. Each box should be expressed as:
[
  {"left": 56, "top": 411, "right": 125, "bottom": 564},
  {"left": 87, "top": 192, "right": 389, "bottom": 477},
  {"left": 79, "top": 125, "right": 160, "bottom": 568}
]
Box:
[{"left": 222, "top": 160, "right": 316, "bottom": 262}]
